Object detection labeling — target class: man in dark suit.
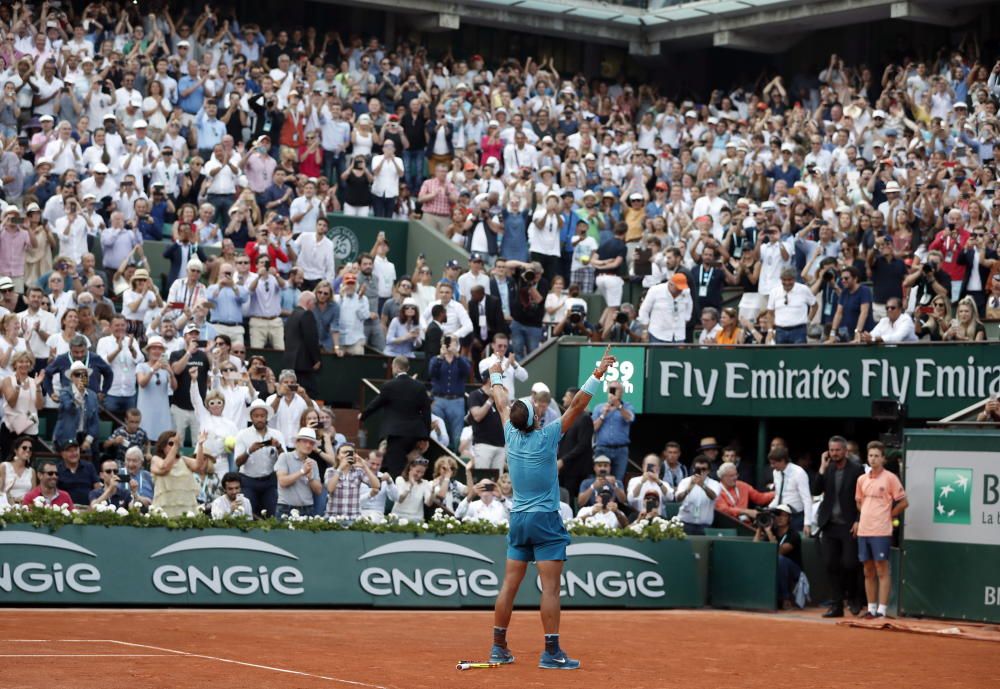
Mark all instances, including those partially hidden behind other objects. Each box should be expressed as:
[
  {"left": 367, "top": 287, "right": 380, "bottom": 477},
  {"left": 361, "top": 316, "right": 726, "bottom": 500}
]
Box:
[
  {"left": 163, "top": 223, "right": 209, "bottom": 288},
  {"left": 466, "top": 284, "right": 507, "bottom": 368},
  {"left": 958, "top": 233, "right": 997, "bottom": 315},
  {"left": 557, "top": 386, "right": 593, "bottom": 496},
  {"left": 283, "top": 291, "right": 322, "bottom": 398},
  {"left": 422, "top": 303, "right": 446, "bottom": 359},
  {"left": 360, "top": 356, "right": 431, "bottom": 476},
  {"left": 811, "top": 434, "right": 866, "bottom": 618}
]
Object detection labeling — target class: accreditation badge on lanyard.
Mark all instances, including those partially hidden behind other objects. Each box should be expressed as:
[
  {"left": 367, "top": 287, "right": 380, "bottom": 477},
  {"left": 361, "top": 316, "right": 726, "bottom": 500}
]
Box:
[{"left": 699, "top": 267, "right": 713, "bottom": 298}]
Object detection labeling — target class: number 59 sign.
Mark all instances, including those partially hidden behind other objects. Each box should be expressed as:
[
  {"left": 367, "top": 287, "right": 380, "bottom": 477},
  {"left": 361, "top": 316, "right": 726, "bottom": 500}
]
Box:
[{"left": 576, "top": 346, "right": 646, "bottom": 412}]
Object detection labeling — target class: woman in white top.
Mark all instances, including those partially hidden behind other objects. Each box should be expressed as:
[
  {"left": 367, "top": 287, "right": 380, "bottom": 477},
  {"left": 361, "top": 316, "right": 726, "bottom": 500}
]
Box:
[
  {"left": 428, "top": 456, "right": 467, "bottom": 516},
  {"left": 212, "top": 364, "right": 258, "bottom": 429},
  {"left": 1, "top": 436, "right": 36, "bottom": 504},
  {"left": 122, "top": 271, "right": 163, "bottom": 330},
  {"left": 189, "top": 378, "right": 240, "bottom": 483},
  {"left": 351, "top": 115, "right": 377, "bottom": 159},
  {"left": 412, "top": 263, "right": 437, "bottom": 314},
  {"left": 0, "top": 351, "right": 44, "bottom": 446},
  {"left": 391, "top": 454, "right": 435, "bottom": 521},
  {"left": 543, "top": 275, "right": 569, "bottom": 325},
  {"left": 0, "top": 314, "right": 28, "bottom": 378},
  {"left": 142, "top": 80, "right": 172, "bottom": 136},
  {"left": 46, "top": 308, "right": 83, "bottom": 359}
]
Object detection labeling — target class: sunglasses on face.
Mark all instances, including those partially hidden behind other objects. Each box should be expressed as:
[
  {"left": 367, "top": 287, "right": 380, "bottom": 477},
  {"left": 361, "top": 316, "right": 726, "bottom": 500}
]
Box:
[
  {"left": 18, "top": 445, "right": 32, "bottom": 452},
  {"left": 886, "top": 305, "right": 900, "bottom": 311},
  {"left": 41, "top": 470, "right": 59, "bottom": 476}
]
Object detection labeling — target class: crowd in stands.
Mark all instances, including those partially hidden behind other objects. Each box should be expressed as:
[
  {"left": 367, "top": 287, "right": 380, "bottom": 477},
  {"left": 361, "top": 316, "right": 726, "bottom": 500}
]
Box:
[{"left": 0, "top": 3, "right": 997, "bottom": 523}]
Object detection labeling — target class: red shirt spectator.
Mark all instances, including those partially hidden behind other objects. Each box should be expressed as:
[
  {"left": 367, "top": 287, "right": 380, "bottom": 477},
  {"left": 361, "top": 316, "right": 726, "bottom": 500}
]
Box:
[
  {"left": 928, "top": 223, "right": 970, "bottom": 284},
  {"left": 245, "top": 232, "right": 290, "bottom": 272}
]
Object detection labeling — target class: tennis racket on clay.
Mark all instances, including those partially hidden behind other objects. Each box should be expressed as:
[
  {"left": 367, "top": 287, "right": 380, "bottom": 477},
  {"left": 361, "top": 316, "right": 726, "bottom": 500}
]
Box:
[{"left": 456, "top": 660, "right": 502, "bottom": 670}]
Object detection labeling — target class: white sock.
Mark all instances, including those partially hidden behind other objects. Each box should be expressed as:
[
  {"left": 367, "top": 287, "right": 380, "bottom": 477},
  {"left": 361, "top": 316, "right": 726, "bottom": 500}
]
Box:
[
  {"left": 868, "top": 603, "right": 877, "bottom": 614},
  {"left": 876, "top": 604, "right": 887, "bottom": 615}
]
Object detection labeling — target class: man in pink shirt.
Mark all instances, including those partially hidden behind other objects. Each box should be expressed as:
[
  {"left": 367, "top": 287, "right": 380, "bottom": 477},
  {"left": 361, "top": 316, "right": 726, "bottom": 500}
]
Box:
[
  {"left": 855, "top": 441, "right": 908, "bottom": 619},
  {"left": 0, "top": 206, "right": 34, "bottom": 292}
]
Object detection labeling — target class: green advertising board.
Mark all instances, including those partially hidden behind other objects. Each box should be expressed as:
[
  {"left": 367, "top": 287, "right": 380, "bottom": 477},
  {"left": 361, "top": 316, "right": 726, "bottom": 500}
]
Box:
[
  {"left": 576, "top": 345, "right": 646, "bottom": 412},
  {"left": 900, "top": 430, "right": 1000, "bottom": 623},
  {"left": 642, "top": 343, "right": 1000, "bottom": 419},
  {"left": 0, "top": 527, "right": 702, "bottom": 608},
  {"left": 325, "top": 214, "right": 408, "bottom": 267}
]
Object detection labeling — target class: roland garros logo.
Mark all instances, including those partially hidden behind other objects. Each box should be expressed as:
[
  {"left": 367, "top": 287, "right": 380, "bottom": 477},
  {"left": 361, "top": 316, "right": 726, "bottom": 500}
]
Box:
[
  {"left": 327, "top": 225, "right": 360, "bottom": 263},
  {"left": 150, "top": 535, "right": 304, "bottom": 596},
  {"left": 0, "top": 532, "right": 102, "bottom": 594},
  {"left": 357, "top": 541, "right": 665, "bottom": 599}
]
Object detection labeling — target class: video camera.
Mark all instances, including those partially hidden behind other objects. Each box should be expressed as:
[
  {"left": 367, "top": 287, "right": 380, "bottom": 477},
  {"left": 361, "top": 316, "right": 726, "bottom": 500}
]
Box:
[{"left": 754, "top": 508, "right": 776, "bottom": 530}]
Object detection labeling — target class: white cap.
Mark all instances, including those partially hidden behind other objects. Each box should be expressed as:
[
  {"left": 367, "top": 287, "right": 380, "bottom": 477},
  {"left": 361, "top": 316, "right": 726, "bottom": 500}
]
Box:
[
  {"left": 296, "top": 427, "right": 318, "bottom": 442},
  {"left": 684, "top": 110, "right": 697, "bottom": 118},
  {"left": 93, "top": 163, "right": 110, "bottom": 174},
  {"left": 39, "top": 114, "right": 54, "bottom": 123},
  {"left": 761, "top": 201, "right": 777, "bottom": 211},
  {"left": 884, "top": 181, "right": 901, "bottom": 193},
  {"left": 742, "top": 218, "right": 756, "bottom": 229},
  {"left": 780, "top": 142, "right": 795, "bottom": 153},
  {"left": 530, "top": 382, "right": 550, "bottom": 394},
  {"left": 145, "top": 336, "right": 166, "bottom": 350},
  {"left": 952, "top": 101, "right": 968, "bottom": 110},
  {"left": 133, "top": 119, "right": 148, "bottom": 128},
  {"left": 248, "top": 399, "right": 272, "bottom": 419},
  {"left": 872, "top": 109, "right": 887, "bottom": 119},
  {"left": 485, "top": 156, "right": 499, "bottom": 166},
  {"left": 488, "top": 119, "right": 500, "bottom": 128}
]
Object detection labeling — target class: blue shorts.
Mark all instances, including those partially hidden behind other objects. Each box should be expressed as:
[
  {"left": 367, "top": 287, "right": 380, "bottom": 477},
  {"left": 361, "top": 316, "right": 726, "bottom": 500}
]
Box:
[
  {"left": 858, "top": 535, "right": 892, "bottom": 562},
  {"left": 507, "top": 511, "right": 570, "bottom": 562}
]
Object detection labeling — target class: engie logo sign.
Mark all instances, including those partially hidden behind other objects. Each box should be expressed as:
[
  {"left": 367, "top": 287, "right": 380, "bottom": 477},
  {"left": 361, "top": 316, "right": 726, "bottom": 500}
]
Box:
[
  {"left": 358, "top": 541, "right": 500, "bottom": 598},
  {"left": 356, "top": 540, "right": 665, "bottom": 601},
  {"left": 150, "top": 535, "right": 305, "bottom": 597},
  {"left": 552, "top": 543, "right": 665, "bottom": 599},
  {"left": 0, "top": 532, "right": 102, "bottom": 594}
]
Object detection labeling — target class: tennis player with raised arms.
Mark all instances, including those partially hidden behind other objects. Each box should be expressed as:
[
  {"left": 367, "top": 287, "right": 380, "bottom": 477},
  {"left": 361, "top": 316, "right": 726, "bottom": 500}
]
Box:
[{"left": 486, "top": 344, "right": 617, "bottom": 670}]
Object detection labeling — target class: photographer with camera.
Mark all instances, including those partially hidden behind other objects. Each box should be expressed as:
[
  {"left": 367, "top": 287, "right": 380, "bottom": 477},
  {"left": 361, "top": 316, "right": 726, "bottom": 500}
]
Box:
[
  {"left": 324, "top": 442, "right": 376, "bottom": 521},
  {"left": 928, "top": 209, "right": 970, "bottom": 302},
  {"left": 503, "top": 259, "right": 548, "bottom": 357},
  {"left": 210, "top": 472, "right": 253, "bottom": 519},
  {"left": 904, "top": 250, "right": 951, "bottom": 315},
  {"left": 88, "top": 458, "right": 132, "bottom": 509},
  {"left": 575, "top": 485, "right": 628, "bottom": 529},
  {"left": 552, "top": 302, "right": 593, "bottom": 339},
  {"left": 455, "top": 478, "right": 510, "bottom": 524},
  {"left": 234, "top": 399, "right": 284, "bottom": 517},
  {"left": 603, "top": 303, "right": 644, "bottom": 343},
  {"left": 591, "top": 382, "right": 634, "bottom": 483},
  {"left": 674, "top": 456, "right": 721, "bottom": 535},
  {"left": 577, "top": 455, "right": 628, "bottom": 508},
  {"left": 715, "top": 461, "right": 774, "bottom": 525},
  {"left": 627, "top": 454, "right": 673, "bottom": 517},
  {"left": 632, "top": 489, "right": 664, "bottom": 522},
  {"left": 753, "top": 504, "right": 804, "bottom": 608}
]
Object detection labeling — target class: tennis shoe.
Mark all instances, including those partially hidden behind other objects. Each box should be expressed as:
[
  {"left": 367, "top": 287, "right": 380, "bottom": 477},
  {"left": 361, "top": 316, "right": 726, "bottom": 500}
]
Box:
[
  {"left": 490, "top": 645, "right": 515, "bottom": 664},
  {"left": 539, "top": 649, "right": 580, "bottom": 670}
]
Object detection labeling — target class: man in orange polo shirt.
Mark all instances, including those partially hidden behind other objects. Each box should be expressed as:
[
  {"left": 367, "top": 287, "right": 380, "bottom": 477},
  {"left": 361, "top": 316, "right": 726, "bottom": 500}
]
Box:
[
  {"left": 715, "top": 461, "right": 774, "bottom": 526},
  {"left": 855, "top": 441, "right": 908, "bottom": 619}
]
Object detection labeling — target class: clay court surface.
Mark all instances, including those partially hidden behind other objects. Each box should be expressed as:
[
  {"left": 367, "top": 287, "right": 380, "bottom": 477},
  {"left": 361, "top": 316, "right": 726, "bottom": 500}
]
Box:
[{"left": 0, "top": 608, "right": 994, "bottom": 689}]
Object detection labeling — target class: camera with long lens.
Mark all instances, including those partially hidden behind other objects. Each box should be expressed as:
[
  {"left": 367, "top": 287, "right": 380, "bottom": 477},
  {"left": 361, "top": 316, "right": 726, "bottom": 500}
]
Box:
[
  {"left": 568, "top": 304, "right": 585, "bottom": 324},
  {"left": 523, "top": 269, "right": 536, "bottom": 282},
  {"left": 822, "top": 269, "right": 836, "bottom": 282},
  {"left": 615, "top": 311, "right": 629, "bottom": 324},
  {"left": 754, "top": 509, "right": 775, "bottom": 530}
]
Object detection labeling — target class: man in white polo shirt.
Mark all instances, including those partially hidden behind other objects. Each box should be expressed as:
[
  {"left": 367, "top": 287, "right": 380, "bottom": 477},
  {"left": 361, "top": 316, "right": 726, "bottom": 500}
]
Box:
[{"left": 767, "top": 268, "right": 816, "bottom": 344}]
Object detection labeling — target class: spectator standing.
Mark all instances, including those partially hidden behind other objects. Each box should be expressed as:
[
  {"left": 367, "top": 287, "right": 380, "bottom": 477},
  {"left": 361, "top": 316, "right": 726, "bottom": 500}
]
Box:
[
  {"left": 417, "top": 163, "right": 458, "bottom": 233},
  {"left": 674, "top": 456, "right": 721, "bottom": 535},
  {"left": 151, "top": 430, "right": 207, "bottom": 518},
  {"left": 360, "top": 356, "right": 431, "bottom": 476},
  {"left": 392, "top": 453, "right": 435, "bottom": 521},
  {"left": 627, "top": 455, "right": 674, "bottom": 516},
  {"left": 205, "top": 262, "right": 249, "bottom": 345},
  {"left": 96, "top": 316, "right": 144, "bottom": 415},
  {"left": 168, "top": 323, "right": 210, "bottom": 446},
  {"left": 275, "top": 427, "right": 323, "bottom": 517},
  {"left": 467, "top": 373, "right": 507, "bottom": 471},
  {"left": 0, "top": 352, "right": 43, "bottom": 457},
  {"left": 591, "top": 382, "right": 634, "bottom": 483},
  {"left": 556, "top": 387, "right": 594, "bottom": 497},
  {"left": 283, "top": 291, "right": 323, "bottom": 396},
  {"left": 767, "top": 447, "right": 813, "bottom": 534},
  {"left": 767, "top": 268, "right": 817, "bottom": 344},
  {"left": 827, "top": 267, "right": 874, "bottom": 343},
  {"left": 325, "top": 443, "right": 378, "bottom": 520},
  {"left": 856, "top": 441, "right": 908, "bottom": 618},
  {"left": 638, "top": 273, "right": 692, "bottom": 343},
  {"left": 428, "top": 338, "right": 471, "bottom": 453},
  {"left": 336, "top": 273, "right": 371, "bottom": 355},
  {"left": 235, "top": 399, "right": 284, "bottom": 518},
  {"left": 53, "top": 362, "right": 100, "bottom": 460},
  {"left": 812, "top": 435, "right": 866, "bottom": 618},
  {"left": 370, "top": 139, "right": 404, "bottom": 218}
]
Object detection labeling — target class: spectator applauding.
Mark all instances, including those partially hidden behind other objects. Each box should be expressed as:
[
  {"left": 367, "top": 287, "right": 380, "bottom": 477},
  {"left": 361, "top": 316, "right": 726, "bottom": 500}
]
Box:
[
  {"left": 861, "top": 297, "right": 917, "bottom": 343},
  {"left": 21, "top": 461, "right": 73, "bottom": 510}
]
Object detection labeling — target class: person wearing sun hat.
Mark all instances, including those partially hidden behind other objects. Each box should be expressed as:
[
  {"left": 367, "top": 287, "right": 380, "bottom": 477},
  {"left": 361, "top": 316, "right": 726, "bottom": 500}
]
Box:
[
  {"left": 637, "top": 271, "right": 692, "bottom": 343},
  {"left": 274, "top": 427, "right": 323, "bottom": 518}
]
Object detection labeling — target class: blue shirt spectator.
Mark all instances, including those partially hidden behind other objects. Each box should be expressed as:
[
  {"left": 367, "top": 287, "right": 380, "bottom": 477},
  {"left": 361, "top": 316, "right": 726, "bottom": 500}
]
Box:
[
  {"left": 178, "top": 68, "right": 206, "bottom": 114},
  {"left": 195, "top": 107, "right": 226, "bottom": 153},
  {"left": 206, "top": 283, "right": 249, "bottom": 325},
  {"left": 312, "top": 301, "right": 340, "bottom": 351},
  {"left": 591, "top": 399, "right": 635, "bottom": 448},
  {"left": 428, "top": 353, "right": 471, "bottom": 397}
]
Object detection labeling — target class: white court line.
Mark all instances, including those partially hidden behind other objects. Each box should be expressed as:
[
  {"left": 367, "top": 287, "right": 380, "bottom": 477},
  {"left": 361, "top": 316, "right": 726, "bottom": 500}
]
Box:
[
  {"left": 7, "top": 640, "right": 392, "bottom": 689},
  {"left": 0, "top": 654, "right": 167, "bottom": 657}
]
